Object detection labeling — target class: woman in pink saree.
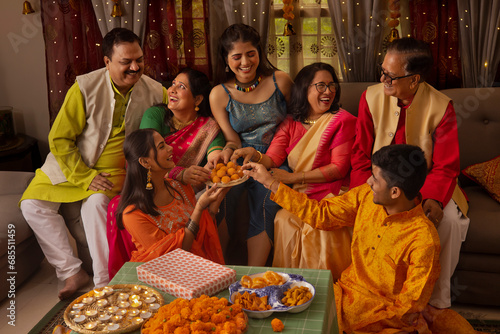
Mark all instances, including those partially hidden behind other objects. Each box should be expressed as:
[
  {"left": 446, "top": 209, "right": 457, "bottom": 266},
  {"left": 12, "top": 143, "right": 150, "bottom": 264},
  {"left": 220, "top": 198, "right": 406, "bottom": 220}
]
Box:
[
  {"left": 233, "top": 63, "right": 356, "bottom": 279},
  {"left": 107, "top": 68, "right": 224, "bottom": 278}
]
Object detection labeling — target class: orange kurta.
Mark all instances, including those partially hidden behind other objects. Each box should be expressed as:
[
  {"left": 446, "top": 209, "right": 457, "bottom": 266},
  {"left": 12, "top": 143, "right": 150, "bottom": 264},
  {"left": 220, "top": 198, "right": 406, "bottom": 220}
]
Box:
[
  {"left": 123, "top": 181, "right": 224, "bottom": 265},
  {"left": 271, "top": 183, "right": 441, "bottom": 334}
]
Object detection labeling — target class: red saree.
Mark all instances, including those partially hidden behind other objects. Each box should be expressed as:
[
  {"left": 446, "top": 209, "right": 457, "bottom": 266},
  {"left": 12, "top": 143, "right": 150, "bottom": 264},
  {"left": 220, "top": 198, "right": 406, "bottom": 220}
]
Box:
[{"left": 167, "top": 116, "right": 221, "bottom": 180}]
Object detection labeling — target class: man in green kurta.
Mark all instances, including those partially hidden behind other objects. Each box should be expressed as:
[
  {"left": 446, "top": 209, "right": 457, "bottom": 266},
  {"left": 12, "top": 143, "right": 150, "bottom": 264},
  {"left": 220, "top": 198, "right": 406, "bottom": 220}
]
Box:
[{"left": 20, "top": 28, "right": 167, "bottom": 299}]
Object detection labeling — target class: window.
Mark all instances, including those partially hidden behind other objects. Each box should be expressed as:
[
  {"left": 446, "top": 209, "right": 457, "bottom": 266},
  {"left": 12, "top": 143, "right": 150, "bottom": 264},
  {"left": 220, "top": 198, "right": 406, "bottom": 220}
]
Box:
[{"left": 268, "top": 0, "right": 342, "bottom": 80}]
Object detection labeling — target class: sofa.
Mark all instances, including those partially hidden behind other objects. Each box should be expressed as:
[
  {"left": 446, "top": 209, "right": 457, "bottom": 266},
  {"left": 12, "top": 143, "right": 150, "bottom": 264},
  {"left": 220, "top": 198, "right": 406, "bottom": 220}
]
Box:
[
  {"left": 339, "top": 84, "right": 500, "bottom": 307},
  {"left": 0, "top": 171, "right": 93, "bottom": 302},
  {"left": 0, "top": 171, "right": 44, "bottom": 301},
  {"left": 442, "top": 87, "right": 500, "bottom": 307}
]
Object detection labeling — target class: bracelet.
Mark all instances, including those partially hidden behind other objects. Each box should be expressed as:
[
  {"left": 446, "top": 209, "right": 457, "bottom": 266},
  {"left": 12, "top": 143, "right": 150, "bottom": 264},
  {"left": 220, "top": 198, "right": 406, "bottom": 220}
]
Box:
[
  {"left": 185, "top": 219, "right": 199, "bottom": 237},
  {"left": 179, "top": 169, "right": 186, "bottom": 184},
  {"left": 267, "top": 179, "right": 277, "bottom": 190},
  {"left": 254, "top": 150, "right": 263, "bottom": 164},
  {"left": 302, "top": 171, "right": 305, "bottom": 185}
]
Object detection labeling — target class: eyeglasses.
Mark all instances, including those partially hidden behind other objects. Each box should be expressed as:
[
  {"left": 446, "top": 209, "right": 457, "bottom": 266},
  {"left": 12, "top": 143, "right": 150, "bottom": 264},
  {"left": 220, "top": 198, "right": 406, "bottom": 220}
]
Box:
[
  {"left": 378, "top": 63, "right": 414, "bottom": 84},
  {"left": 310, "top": 82, "right": 336, "bottom": 93}
]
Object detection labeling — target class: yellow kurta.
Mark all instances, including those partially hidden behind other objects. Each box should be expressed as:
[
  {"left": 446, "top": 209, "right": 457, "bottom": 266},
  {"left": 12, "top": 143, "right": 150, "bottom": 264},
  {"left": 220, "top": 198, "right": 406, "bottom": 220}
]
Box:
[
  {"left": 272, "top": 183, "right": 441, "bottom": 334},
  {"left": 21, "top": 81, "right": 168, "bottom": 203}
]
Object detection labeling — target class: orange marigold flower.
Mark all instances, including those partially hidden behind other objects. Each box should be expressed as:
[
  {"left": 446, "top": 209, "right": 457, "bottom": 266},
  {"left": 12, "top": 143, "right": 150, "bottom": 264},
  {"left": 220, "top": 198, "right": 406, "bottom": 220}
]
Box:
[{"left": 271, "top": 318, "right": 285, "bottom": 332}]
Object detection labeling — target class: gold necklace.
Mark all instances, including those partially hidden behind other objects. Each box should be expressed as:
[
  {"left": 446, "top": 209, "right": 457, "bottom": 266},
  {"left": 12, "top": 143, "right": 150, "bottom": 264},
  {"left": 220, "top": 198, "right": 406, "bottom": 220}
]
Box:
[
  {"left": 171, "top": 116, "right": 198, "bottom": 131},
  {"left": 303, "top": 113, "right": 324, "bottom": 125},
  {"left": 303, "top": 118, "right": 318, "bottom": 125}
]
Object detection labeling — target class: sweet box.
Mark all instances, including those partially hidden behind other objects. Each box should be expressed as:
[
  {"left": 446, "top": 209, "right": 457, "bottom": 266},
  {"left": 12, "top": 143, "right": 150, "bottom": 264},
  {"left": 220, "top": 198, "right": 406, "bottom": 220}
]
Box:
[{"left": 136, "top": 248, "right": 236, "bottom": 299}]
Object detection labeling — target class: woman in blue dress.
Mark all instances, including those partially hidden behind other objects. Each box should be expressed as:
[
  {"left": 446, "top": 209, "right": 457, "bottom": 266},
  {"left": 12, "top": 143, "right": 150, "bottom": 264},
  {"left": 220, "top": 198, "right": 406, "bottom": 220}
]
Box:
[{"left": 209, "top": 24, "right": 293, "bottom": 266}]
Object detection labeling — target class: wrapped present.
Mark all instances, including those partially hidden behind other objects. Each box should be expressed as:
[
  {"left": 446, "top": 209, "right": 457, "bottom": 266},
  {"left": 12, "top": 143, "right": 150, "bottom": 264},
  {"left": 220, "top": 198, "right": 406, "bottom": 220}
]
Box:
[{"left": 136, "top": 248, "right": 236, "bottom": 299}]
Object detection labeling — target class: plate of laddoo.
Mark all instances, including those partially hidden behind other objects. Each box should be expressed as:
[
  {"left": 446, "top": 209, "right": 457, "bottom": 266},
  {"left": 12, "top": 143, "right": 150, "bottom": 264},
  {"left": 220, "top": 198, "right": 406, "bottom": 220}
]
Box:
[{"left": 207, "top": 161, "right": 249, "bottom": 188}]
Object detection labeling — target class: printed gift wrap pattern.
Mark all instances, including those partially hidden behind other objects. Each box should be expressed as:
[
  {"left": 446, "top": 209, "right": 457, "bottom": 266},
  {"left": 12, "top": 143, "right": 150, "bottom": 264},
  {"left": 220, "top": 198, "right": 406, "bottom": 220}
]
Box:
[{"left": 136, "top": 248, "right": 236, "bottom": 299}]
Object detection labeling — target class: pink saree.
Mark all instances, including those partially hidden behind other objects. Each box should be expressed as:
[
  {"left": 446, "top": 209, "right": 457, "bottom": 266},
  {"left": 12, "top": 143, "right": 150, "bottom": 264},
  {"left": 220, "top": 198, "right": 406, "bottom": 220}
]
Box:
[
  {"left": 107, "top": 116, "right": 220, "bottom": 279},
  {"left": 166, "top": 116, "right": 221, "bottom": 179},
  {"left": 272, "top": 111, "right": 356, "bottom": 280}
]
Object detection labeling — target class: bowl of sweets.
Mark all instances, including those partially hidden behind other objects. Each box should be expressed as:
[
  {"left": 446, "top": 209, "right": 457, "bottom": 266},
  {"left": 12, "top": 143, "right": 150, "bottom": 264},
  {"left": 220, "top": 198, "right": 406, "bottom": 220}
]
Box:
[{"left": 228, "top": 271, "right": 315, "bottom": 319}]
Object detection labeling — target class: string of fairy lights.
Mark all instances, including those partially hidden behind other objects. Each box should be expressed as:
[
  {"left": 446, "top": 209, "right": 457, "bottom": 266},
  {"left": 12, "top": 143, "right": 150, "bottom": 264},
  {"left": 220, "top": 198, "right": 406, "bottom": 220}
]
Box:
[{"left": 22, "top": 0, "right": 499, "bottom": 96}]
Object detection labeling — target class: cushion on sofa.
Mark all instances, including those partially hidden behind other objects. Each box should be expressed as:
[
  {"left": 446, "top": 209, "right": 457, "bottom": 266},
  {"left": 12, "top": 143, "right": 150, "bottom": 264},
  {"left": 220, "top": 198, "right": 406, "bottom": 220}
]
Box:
[{"left": 462, "top": 155, "right": 500, "bottom": 203}]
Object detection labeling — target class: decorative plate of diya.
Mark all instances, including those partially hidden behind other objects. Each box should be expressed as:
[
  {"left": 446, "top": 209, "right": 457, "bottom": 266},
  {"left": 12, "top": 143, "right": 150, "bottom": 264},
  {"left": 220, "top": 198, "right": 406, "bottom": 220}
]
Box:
[{"left": 63, "top": 284, "right": 163, "bottom": 334}]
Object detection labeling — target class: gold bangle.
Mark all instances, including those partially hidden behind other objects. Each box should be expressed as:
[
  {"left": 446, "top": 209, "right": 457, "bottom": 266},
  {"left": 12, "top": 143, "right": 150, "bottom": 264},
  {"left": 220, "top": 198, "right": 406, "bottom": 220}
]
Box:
[
  {"left": 302, "top": 171, "right": 305, "bottom": 185},
  {"left": 267, "top": 179, "right": 277, "bottom": 190},
  {"left": 255, "top": 150, "right": 263, "bottom": 164}
]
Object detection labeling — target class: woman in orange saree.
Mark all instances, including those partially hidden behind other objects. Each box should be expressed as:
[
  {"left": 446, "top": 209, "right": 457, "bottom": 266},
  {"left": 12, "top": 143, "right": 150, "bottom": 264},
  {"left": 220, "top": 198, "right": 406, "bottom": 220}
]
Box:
[
  {"left": 115, "top": 129, "right": 225, "bottom": 264},
  {"left": 233, "top": 63, "right": 356, "bottom": 280}
]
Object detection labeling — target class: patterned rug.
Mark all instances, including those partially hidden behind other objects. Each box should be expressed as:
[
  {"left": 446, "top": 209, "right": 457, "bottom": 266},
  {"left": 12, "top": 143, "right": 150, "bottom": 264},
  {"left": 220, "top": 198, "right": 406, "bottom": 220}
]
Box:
[{"left": 29, "top": 297, "right": 500, "bottom": 334}]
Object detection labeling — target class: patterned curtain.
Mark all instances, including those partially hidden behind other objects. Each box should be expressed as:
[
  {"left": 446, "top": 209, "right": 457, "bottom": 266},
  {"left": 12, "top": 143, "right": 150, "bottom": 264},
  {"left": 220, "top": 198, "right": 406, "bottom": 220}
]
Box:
[
  {"left": 327, "top": 0, "right": 389, "bottom": 82},
  {"left": 41, "top": 1, "right": 104, "bottom": 125},
  {"left": 456, "top": 0, "right": 500, "bottom": 88},
  {"left": 410, "top": 0, "right": 462, "bottom": 89},
  {"left": 91, "top": 0, "right": 147, "bottom": 42},
  {"left": 143, "top": 0, "right": 211, "bottom": 83}
]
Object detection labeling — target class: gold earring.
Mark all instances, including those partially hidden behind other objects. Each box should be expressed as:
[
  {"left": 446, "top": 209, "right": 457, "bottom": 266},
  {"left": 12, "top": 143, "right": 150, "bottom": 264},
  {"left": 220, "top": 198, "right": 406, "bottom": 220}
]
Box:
[
  {"left": 195, "top": 106, "right": 199, "bottom": 112},
  {"left": 146, "top": 167, "right": 153, "bottom": 190}
]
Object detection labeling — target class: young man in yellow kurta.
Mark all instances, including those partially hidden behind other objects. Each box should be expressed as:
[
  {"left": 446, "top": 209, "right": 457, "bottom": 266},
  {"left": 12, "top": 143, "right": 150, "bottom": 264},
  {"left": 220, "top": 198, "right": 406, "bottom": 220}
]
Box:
[
  {"left": 245, "top": 144, "right": 441, "bottom": 333},
  {"left": 20, "top": 28, "right": 167, "bottom": 299}
]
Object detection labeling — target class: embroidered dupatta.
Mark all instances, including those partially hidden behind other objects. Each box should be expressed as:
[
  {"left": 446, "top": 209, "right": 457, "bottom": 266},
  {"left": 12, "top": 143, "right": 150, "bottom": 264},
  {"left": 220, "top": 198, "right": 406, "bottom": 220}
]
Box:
[{"left": 167, "top": 117, "right": 220, "bottom": 179}]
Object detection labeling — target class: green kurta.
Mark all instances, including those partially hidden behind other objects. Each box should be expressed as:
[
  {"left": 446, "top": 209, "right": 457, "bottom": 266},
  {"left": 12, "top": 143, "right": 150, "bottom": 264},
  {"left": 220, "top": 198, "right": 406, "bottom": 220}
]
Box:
[{"left": 21, "top": 80, "right": 168, "bottom": 203}]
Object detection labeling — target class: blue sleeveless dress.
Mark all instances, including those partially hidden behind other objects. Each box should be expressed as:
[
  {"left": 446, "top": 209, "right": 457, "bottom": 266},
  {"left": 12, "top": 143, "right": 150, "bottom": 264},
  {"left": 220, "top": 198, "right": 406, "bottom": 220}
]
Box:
[{"left": 221, "top": 72, "right": 287, "bottom": 242}]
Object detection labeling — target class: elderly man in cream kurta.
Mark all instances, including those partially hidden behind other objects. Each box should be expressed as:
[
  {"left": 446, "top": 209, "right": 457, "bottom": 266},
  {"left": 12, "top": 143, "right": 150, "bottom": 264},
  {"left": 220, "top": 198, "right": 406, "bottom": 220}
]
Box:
[
  {"left": 350, "top": 38, "right": 469, "bottom": 311},
  {"left": 20, "top": 28, "right": 167, "bottom": 299}
]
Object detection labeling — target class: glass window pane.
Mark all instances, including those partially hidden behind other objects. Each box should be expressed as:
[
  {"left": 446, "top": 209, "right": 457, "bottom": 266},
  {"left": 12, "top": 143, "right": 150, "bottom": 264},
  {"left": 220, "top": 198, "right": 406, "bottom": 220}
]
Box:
[
  {"left": 277, "top": 59, "right": 290, "bottom": 74},
  {"left": 321, "top": 17, "right": 332, "bottom": 34},
  {"left": 302, "top": 18, "right": 318, "bottom": 35},
  {"left": 275, "top": 18, "right": 287, "bottom": 35},
  {"left": 192, "top": 0, "right": 203, "bottom": 17},
  {"left": 302, "top": 36, "right": 319, "bottom": 58}
]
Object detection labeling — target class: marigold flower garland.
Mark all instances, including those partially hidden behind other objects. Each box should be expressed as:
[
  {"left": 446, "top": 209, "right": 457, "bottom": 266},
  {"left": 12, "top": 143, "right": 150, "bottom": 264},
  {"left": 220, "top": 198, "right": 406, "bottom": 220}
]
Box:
[
  {"left": 283, "top": 0, "right": 296, "bottom": 36},
  {"left": 387, "top": 0, "right": 401, "bottom": 42}
]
